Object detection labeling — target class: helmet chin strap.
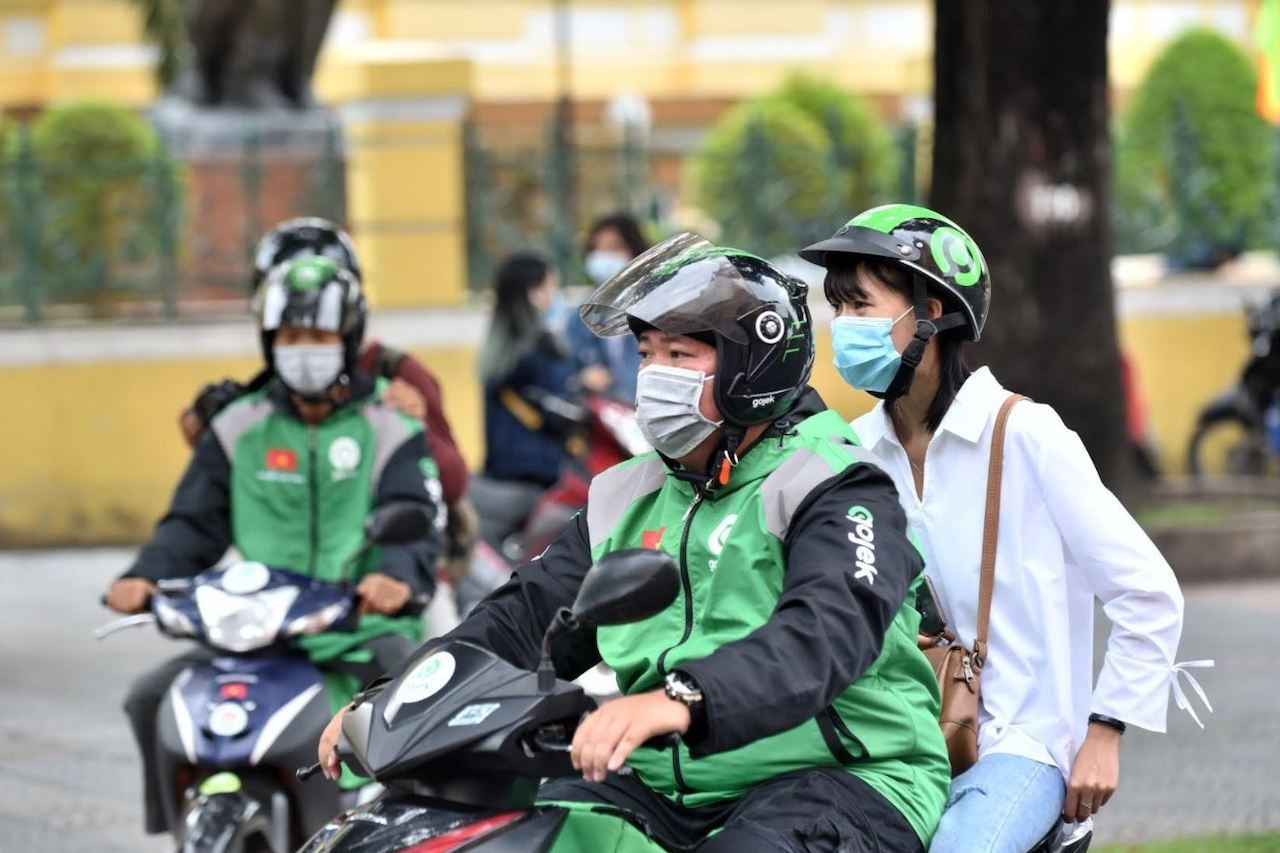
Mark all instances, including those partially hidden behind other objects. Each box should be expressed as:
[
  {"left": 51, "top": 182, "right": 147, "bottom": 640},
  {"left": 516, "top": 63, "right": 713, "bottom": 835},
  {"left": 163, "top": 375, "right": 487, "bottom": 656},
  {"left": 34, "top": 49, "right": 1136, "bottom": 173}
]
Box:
[{"left": 875, "top": 278, "right": 967, "bottom": 403}]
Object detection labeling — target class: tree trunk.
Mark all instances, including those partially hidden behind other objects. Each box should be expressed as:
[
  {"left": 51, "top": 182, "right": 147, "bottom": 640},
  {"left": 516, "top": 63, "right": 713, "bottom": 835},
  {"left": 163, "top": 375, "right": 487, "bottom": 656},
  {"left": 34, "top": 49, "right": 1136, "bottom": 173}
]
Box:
[{"left": 931, "top": 0, "right": 1135, "bottom": 492}]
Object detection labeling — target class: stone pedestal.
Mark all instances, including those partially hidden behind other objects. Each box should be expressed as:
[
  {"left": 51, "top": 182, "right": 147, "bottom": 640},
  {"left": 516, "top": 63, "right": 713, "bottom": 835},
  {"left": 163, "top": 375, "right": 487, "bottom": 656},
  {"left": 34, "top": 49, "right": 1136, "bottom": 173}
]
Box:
[{"left": 151, "top": 100, "right": 347, "bottom": 303}]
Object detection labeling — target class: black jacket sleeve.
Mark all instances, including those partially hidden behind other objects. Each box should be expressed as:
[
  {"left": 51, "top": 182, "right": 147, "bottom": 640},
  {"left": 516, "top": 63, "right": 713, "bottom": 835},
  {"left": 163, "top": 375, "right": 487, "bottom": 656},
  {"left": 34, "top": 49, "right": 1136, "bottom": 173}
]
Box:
[
  {"left": 123, "top": 429, "right": 234, "bottom": 582},
  {"left": 385, "top": 507, "right": 600, "bottom": 684},
  {"left": 678, "top": 461, "right": 922, "bottom": 757},
  {"left": 372, "top": 436, "right": 445, "bottom": 601}
]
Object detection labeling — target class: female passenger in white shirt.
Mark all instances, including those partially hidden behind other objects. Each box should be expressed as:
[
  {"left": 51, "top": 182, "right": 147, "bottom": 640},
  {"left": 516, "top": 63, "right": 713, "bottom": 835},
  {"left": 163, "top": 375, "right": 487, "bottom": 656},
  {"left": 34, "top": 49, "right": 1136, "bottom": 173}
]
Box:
[{"left": 799, "top": 204, "right": 1206, "bottom": 853}]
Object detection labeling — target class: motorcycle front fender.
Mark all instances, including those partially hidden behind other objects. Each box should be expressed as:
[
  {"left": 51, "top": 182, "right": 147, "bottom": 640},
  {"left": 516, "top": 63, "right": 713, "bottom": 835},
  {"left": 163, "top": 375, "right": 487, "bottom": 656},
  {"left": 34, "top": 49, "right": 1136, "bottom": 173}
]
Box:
[
  {"left": 297, "top": 794, "right": 561, "bottom": 853},
  {"left": 179, "top": 791, "right": 272, "bottom": 853}
]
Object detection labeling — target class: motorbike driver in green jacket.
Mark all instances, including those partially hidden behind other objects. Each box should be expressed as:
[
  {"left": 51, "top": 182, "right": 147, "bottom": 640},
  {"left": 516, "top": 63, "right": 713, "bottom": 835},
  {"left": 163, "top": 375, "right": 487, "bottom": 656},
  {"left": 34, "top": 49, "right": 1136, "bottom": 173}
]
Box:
[
  {"left": 320, "top": 234, "right": 949, "bottom": 851},
  {"left": 107, "top": 256, "right": 443, "bottom": 833}
]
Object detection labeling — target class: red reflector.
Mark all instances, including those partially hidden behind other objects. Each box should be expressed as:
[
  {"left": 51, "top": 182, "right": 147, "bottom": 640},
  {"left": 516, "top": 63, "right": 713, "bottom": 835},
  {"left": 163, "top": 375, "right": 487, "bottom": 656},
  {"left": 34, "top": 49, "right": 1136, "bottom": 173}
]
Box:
[
  {"left": 220, "top": 683, "right": 249, "bottom": 700},
  {"left": 396, "top": 812, "right": 523, "bottom": 853}
]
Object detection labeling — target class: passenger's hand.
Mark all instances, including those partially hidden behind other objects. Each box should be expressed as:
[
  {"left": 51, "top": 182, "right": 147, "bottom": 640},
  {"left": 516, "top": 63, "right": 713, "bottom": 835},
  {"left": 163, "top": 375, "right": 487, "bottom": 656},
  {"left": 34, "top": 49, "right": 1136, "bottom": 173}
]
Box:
[
  {"left": 357, "top": 573, "right": 412, "bottom": 615},
  {"left": 105, "top": 578, "right": 156, "bottom": 614},
  {"left": 178, "top": 407, "right": 204, "bottom": 448},
  {"left": 571, "top": 690, "right": 690, "bottom": 783},
  {"left": 383, "top": 379, "right": 427, "bottom": 421},
  {"left": 1064, "top": 723, "right": 1121, "bottom": 823},
  {"left": 918, "top": 634, "right": 936, "bottom": 651},
  {"left": 578, "top": 365, "right": 613, "bottom": 395},
  {"left": 318, "top": 706, "right": 349, "bottom": 781}
]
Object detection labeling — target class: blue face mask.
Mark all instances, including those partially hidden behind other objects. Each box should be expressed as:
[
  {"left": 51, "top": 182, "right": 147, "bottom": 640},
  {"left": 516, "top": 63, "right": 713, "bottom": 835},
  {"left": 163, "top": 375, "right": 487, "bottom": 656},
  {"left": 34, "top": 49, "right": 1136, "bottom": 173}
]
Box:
[{"left": 830, "top": 308, "right": 912, "bottom": 392}]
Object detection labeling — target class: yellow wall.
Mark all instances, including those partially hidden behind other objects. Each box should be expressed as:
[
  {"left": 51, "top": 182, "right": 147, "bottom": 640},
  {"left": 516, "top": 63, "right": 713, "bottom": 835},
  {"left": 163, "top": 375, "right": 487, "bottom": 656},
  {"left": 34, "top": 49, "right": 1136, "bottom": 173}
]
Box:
[
  {"left": 0, "top": 344, "right": 484, "bottom": 547},
  {"left": 3, "top": 313, "right": 1235, "bottom": 547},
  {"left": 0, "top": 0, "right": 1258, "bottom": 108}
]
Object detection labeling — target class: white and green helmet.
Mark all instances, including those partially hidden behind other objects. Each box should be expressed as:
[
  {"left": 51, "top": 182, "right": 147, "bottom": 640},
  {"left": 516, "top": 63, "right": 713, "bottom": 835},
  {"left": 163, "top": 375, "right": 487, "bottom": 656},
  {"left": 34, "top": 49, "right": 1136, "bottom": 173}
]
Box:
[{"left": 799, "top": 203, "right": 991, "bottom": 342}]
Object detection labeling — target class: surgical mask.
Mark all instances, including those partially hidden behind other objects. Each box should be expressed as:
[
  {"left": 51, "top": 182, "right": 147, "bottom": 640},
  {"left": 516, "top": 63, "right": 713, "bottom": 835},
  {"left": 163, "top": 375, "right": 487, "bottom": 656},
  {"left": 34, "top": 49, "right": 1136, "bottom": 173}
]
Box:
[
  {"left": 635, "top": 364, "right": 723, "bottom": 459},
  {"left": 274, "top": 343, "right": 345, "bottom": 395},
  {"left": 584, "top": 250, "right": 631, "bottom": 285},
  {"left": 830, "top": 308, "right": 912, "bottom": 393}
]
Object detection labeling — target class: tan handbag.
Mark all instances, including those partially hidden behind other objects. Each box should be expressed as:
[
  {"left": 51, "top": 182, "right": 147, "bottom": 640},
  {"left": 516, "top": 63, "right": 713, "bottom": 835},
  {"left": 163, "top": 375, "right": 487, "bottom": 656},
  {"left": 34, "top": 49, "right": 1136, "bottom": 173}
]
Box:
[{"left": 923, "top": 393, "right": 1024, "bottom": 777}]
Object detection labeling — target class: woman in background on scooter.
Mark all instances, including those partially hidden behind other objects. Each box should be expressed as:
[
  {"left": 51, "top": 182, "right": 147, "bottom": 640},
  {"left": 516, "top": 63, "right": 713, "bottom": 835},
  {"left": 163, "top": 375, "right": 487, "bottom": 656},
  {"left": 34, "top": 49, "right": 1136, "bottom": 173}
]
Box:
[
  {"left": 800, "top": 204, "right": 1206, "bottom": 853},
  {"left": 567, "top": 212, "right": 652, "bottom": 403},
  {"left": 475, "top": 251, "right": 610, "bottom": 549}
]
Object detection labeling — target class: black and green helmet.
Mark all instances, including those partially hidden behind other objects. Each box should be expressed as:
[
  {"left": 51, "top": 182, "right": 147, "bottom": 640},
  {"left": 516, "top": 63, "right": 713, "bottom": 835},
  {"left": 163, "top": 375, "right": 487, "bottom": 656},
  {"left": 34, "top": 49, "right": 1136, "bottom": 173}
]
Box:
[
  {"left": 580, "top": 232, "right": 815, "bottom": 430},
  {"left": 799, "top": 203, "right": 991, "bottom": 341},
  {"left": 257, "top": 256, "right": 367, "bottom": 370}
]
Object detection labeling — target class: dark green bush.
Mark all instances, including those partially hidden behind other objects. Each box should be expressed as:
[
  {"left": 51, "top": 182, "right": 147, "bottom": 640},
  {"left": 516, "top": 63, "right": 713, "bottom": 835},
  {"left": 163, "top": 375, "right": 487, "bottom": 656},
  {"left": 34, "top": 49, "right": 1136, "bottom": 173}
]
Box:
[
  {"left": 1115, "top": 29, "right": 1274, "bottom": 265},
  {"left": 691, "top": 97, "right": 835, "bottom": 257},
  {"left": 691, "top": 75, "right": 899, "bottom": 257},
  {"left": 13, "top": 100, "right": 182, "bottom": 307}
]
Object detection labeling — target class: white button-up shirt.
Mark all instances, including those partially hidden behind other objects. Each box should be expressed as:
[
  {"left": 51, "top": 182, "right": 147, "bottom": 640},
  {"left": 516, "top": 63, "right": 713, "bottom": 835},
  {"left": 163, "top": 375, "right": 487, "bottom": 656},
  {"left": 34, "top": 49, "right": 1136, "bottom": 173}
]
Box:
[{"left": 852, "top": 367, "right": 1189, "bottom": 780}]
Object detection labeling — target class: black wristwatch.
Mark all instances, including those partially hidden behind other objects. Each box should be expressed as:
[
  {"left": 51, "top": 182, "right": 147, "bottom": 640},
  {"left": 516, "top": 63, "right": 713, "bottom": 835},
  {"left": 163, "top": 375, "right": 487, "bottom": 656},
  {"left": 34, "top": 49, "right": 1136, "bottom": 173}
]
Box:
[{"left": 1088, "top": 713, "right": 1127, "bottom": 735}]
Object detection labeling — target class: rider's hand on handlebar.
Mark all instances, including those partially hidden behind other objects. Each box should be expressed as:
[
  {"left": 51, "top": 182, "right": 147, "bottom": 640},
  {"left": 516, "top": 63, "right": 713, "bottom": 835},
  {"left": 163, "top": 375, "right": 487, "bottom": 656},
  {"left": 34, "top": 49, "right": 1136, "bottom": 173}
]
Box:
[
  {"left": 571, "top": 689, "right": 691, "bottom": 783},
  {"left": 104, "top": 578, "right": 156, "bottom": 614},
  {"left": 318, "top": 705, "right": 349, "bottom": 781},
  {"left": 357, "top": 573, "right": 412, "bottom": 616}
]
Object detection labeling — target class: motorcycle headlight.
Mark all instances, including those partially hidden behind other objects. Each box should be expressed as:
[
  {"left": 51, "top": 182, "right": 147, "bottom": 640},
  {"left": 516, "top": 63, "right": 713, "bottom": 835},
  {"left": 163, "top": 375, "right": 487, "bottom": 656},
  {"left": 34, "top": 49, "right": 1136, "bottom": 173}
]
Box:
[
  {"left": 154, "top": 595, "right": 196, "bottom": 638},
  {"left": 196, "top": 586, "right": 298, "bottom": 652},
  {"left": 285, "top": 601, "right": 349, "bottom": 637}
]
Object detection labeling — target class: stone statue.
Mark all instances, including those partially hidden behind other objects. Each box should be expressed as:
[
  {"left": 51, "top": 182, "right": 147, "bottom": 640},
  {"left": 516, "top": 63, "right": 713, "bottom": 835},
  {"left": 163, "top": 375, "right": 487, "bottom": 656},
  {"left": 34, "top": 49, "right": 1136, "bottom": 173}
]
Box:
[{"left": 173, "top": 0, "right": 337, "bottom": 109}]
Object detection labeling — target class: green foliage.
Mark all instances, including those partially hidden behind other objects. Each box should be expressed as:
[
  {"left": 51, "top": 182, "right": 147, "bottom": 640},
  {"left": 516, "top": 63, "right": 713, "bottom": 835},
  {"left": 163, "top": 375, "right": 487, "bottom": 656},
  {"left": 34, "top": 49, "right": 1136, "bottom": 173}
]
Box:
[
  {"left": 691, "top": 75, "right": 899, "bottom": 257},
  {"left": 1095, "top": 833, "right": 1280, "bottom": 853},
  {"left": 1115, "top": 29, "right": 1275, "bottom": 264},
  {"left": 9, "top": 100, "right": 182, "bottom": 306},
  {"left": 770, "top": 74, "right": 899, "bottom": 216}
]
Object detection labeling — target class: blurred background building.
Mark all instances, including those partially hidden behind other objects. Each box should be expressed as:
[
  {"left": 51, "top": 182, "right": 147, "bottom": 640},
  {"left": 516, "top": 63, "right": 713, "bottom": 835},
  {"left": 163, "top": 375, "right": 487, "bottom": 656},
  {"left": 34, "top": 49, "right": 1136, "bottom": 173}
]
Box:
[{"left": 0, "top": 0, "right": 1274, "bottom": 544}]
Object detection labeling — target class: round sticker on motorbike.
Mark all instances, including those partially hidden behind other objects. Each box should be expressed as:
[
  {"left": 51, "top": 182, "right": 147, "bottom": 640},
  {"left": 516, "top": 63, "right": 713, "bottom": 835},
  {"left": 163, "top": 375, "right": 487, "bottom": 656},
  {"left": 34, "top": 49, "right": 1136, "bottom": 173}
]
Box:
[{"left": 395, "top": 651, "right": 457, "bottom": 705}]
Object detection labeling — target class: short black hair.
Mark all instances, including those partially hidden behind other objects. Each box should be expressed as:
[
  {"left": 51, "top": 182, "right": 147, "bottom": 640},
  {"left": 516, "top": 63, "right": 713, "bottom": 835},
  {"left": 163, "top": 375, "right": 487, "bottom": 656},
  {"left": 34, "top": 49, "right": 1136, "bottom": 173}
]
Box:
[
  {"left": 586, "top": 213, "right": 651, "bottom": 260},
  {"left": 823, "top": 257, "right": 970, "bottom": 433}
]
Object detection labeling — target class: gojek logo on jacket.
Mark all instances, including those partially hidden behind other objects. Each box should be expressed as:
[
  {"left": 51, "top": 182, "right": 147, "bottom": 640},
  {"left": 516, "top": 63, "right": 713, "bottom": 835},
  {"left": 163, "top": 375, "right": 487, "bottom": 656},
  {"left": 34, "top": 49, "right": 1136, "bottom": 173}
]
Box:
[{"left": 847, "top": 505, "right": 878, "bottom": 585}]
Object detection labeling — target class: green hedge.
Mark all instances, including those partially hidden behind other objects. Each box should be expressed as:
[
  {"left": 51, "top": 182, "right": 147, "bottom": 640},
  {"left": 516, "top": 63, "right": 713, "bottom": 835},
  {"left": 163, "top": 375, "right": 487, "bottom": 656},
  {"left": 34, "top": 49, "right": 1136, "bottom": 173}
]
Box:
[
  {"left": 1115, "top": 29, "right": 1275, "bottom": 265},
  {"left": 3, "top": 100, "right": 182, "bottom": 311},
  {"left": 691, "top": 74, "right": 898, "bottom": 257}
]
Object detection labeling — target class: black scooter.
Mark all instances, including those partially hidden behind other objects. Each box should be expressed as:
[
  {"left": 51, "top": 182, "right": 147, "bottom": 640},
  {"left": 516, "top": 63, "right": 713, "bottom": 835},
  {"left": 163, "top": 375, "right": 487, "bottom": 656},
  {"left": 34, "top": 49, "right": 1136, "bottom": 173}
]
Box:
[
  {"left": 1187, "top": 289, "right": 1280, "bottom": 478},
  {"left": 297, "top": 548, "right": 1091, "bottom": 853},
  {"left": 294, "top": 548, "right": 679, "bottom": 853}
]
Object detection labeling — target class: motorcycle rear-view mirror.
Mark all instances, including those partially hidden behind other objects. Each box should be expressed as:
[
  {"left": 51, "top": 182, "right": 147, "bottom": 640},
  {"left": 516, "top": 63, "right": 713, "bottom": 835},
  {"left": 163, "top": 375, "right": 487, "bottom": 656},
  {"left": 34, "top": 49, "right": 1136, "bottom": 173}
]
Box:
[
  {"left": 571, "top": 548, "right": 679, "bottom": 626},
  {"left": 364, "top": 503, "right": 431, "bottom": 546}
]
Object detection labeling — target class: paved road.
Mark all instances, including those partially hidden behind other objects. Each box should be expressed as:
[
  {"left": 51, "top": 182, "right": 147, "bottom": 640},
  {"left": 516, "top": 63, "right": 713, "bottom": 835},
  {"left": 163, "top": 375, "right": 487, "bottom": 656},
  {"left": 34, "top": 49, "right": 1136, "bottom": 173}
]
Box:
[{"left": 1, "top": 550, "right": 1276, "bottom": 851}]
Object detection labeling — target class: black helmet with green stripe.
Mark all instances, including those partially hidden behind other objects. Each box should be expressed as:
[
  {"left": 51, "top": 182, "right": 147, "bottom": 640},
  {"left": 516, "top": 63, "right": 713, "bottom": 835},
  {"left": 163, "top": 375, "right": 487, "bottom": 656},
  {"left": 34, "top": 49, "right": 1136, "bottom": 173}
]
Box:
[
  {"left": 257, "top": 256, "right": 367, "bottom": 372},
  {"left": 580, "top": 232, "right": 814, "bottom": 431},
  {"left": 799, "top": 203, "right": 990, "bottom": 341},
  {"left": 800, "top": 203, "right": 989, "bottom": 400}
]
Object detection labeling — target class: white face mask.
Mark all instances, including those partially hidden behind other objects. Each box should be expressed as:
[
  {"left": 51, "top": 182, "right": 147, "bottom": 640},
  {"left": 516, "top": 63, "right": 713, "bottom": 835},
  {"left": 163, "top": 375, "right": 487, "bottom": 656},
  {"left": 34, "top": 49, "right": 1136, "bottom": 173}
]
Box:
[
  {"left": 634, "top": 364, "right": 723, "bottom": 459},
  {"left": 584, "top": 250, "right": 631, "bottom": 285},
  {"left": 274, "top": 343, "right": 344, "bottom": 396}
]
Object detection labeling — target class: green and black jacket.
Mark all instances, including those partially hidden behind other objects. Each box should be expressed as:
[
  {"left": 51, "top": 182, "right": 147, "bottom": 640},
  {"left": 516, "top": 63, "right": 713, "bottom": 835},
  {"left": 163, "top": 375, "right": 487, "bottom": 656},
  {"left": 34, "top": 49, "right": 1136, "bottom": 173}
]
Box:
[
  {"left": 125, "top": 372, "right": 443, "bottom": 660},
  {"left": 427, "top": 389, "right": 950, "bottom": 845}
]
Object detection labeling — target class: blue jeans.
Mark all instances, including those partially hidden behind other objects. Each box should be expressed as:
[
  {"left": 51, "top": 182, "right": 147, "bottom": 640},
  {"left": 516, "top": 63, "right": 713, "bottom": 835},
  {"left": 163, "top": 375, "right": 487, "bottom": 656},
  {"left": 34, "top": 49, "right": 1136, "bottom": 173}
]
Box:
[{"left": 928, "top": 754, "right": 1065, "bottom": 853}]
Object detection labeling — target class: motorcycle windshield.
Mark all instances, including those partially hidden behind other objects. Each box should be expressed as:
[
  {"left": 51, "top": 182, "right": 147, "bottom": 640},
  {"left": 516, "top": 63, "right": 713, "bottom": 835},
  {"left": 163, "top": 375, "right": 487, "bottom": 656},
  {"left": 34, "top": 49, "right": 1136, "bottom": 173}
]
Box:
[{"left": 579, "top": 232, "right": 794, "bottom": 344}]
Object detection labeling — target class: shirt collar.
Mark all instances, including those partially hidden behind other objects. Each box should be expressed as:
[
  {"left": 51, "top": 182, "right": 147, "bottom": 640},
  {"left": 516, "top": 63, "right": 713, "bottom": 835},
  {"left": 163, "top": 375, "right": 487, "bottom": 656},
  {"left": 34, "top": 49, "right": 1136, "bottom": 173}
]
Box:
[
  {"left": 854, "top": 401, "right": 895, "bottom": 450},
  {"left": 936, "top": 367, "right": 1005, "bottom": 443}
]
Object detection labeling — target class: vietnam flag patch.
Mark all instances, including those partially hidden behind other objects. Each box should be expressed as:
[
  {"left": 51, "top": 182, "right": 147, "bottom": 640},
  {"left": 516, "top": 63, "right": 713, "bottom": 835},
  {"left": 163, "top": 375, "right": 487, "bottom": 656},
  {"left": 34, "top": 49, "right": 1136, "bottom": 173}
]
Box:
[
  {"left": 265, "top": 447, "right": 298, "bottom": 471},
  {"left": 642, "top": 527, "right": 666, "bottom": 550}
]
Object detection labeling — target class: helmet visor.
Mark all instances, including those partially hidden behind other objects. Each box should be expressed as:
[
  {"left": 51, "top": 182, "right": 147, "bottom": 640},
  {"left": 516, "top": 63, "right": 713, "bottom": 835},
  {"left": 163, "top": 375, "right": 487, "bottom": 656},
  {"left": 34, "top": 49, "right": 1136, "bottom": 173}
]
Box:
[
  {"left": 259, "top": 276, "right": 346, "bottom": 334},
  {"left": 579, "top": 233, "right": 795, "bottom": 345}
]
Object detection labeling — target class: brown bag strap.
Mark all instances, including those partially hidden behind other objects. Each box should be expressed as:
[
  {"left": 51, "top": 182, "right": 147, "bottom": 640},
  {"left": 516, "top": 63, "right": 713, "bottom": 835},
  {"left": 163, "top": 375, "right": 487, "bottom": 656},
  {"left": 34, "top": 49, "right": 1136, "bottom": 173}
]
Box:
[{"left": 973, "top": 393, "right": 1026, "bottom": 668}]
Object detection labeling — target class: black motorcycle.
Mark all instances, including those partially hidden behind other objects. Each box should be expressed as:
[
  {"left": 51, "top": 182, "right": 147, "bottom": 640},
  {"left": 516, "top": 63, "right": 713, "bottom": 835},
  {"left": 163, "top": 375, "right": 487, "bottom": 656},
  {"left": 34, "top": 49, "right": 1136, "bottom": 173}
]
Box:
[
  {"left": 1187, "top": 289, "right": 1280, "bottom": 478},
  {"left": 293, "top": 548, "right": 678, "bottom": 852},
  {"left": 295, "top": 548, "right": 1089, "bottom": 853}
]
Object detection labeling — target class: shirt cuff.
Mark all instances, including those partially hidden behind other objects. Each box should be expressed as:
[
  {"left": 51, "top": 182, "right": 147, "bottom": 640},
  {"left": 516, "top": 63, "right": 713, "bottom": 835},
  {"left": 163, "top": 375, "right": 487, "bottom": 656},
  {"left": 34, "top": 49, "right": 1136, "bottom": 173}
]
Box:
[{"left": 1091, "top": 651, "right": 1214, "bottom": 733}]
